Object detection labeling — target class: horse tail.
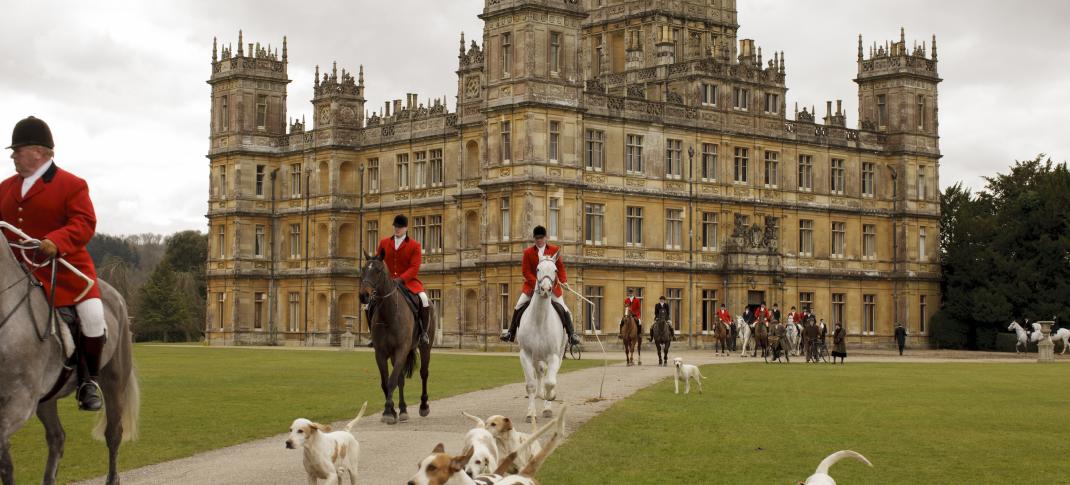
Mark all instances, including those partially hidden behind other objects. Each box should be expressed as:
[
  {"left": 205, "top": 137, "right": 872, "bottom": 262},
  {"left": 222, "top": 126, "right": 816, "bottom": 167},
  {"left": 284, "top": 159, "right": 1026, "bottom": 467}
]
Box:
[
  {"left": 93, "top": 363, "right": 140, "bottom": 442},
  {"left": 404, "top": 349, "right": 417, "bottom": 379}
]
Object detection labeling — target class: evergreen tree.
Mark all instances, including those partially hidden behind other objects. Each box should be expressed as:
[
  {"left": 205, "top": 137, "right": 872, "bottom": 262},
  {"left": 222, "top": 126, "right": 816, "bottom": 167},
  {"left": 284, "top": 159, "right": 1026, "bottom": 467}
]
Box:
[{"left": 137, "top": 261, "right": 188, "bottom": 342}]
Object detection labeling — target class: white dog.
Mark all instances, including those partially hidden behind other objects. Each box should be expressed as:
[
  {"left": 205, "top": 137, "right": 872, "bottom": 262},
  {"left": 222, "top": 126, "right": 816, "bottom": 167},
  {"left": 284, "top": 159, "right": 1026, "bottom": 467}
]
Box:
[
  {"left": 460, "top": 412, "right": 500, "bottom": 477},
  {"left": 800, "top": 450, "right": 872, "bottom": 485},
  {"left": 673, "top": 357, "right": 705, "bottom": 394},
  {"left": 286, "top": 401, "right": 367, "bottom": 485},
  {"left": 479, "top": 414, "right": 542, "bottom": 473}
]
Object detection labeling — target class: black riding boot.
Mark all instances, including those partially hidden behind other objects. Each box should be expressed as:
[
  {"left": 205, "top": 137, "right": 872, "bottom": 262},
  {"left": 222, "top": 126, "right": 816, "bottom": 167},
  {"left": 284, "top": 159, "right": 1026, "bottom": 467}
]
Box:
[
  {"left": 552, "top": 301, "right": 581, "bottom": 346},
  {"left": 418, "top": 306, "right": 431, "bottom": 345},
  {"left": 77, "top": 335, "right": 106, "bottom": 412},
  {"left": 500, "top": 302, "right": 528, "bottom": 342}
]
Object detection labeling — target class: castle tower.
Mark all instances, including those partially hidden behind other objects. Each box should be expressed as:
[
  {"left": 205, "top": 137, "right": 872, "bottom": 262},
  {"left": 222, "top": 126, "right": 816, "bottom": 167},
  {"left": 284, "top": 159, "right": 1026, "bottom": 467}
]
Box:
[
  {"left": 208, "top": 31, "right": 290, "bottom": 151},
  {"left": 312, "top": 62, "right": 366, "bottom": 129},
  {"left": 855, "top": 29, "right": 941, "bottom": 146}
]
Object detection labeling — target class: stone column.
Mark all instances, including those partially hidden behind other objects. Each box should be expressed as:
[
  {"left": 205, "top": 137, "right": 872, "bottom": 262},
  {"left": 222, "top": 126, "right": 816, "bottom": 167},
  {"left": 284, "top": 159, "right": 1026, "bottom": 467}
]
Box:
[{"left": 1037, "top": 321, "right": 1055, "bottom": 363}]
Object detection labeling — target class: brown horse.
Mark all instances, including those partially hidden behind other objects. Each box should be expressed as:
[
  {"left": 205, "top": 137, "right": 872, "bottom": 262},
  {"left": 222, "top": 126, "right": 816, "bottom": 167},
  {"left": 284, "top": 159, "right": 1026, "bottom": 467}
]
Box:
[
  {"left": 360, "top": 252, "right": 436, "bottom": 425},
  {"left": 651, "top": 317, "right": 674, "bottom": 366},
  {"left": 752, "top": 320, "right": 770, "bottom": 358},
  {"left": 713, "top": 320, "right": 730, "bottom": 355},
  {"left": 620, "top": 313, "right": 640, "bottom": 366}
]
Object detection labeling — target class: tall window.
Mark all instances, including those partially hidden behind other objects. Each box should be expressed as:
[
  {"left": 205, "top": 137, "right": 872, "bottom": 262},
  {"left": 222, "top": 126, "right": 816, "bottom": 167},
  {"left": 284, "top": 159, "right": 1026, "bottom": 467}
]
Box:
[
  {"left": 799, "top": 292, "right": 814, "bottom": 313},
  {"left": 733, "top": 147, "right": 748, "bottom": 183},
  {"left": 549, "top": 198, "right": 560, "bottom": 240},
  {"left": 365, "top": 220, "right": 378, "bottom": 255},
  {"left": 832, "top": 293, "right": 845, "bottom": 328},
  {"left": 500, "top": 284, "right": 511, "bottom": 331},
  {"left": 861, "top": 162, "right": 875, "bottom": 197},
  {"left": 733, "top": 87, "right": 749, "bottom": 111},
  {"left": 831, "top": 222, "right": 846, "bottom": 258},
  {"left": 864, "top": 294, "right": 876, "bottom": 334},
  {"left": 254, "top": 292, "right": 265, "bottom": 330},
  {"left": 863, "top": 224, "right": 877, "bottom": 260},
  {"left": 585, "top": 286, "right": 603, "bottom": 333},
  {"left": 549, "top": 121, "right": 560, "bottom": 162},
  {"left": 430, "top": 149, "right": 443, "bottom": 186},
  {"left": 220, "top": 95, "right": 229, "bottom": 131},
  {"left": 290, "top": 163, "right": 302, "bottom": 196},
  {"left": 255, "top": 165, "right": 265, "bottom": 197},
  {"left": 763, "top": 93, "right": 779, "bottom": 114},
  {"left": 701, "top": 212, "right": 718, "bottom": 251},
  {"left": 254, "top": 225, "right": 265, "bottom": 257},
  {"left": 877, "top": 94, "right": 887, "bottom": 127},
  {"left": 367, "top": 158, "right": 380, "bottom": 193},
  {"left": 701, "top": 290, "right": 718, "bottom": 334},
  {"left": 917, "top": 95, "right": 926, "bottom": 131},
  {"left": 549, "top": 32, "right": 561, "bottom": 74},
  {"left": 428, "top": 289, "right": 442, "bottom": 329},
  {"left": 584, "top": 203, "right": 604, "bottom": 244},
  {"left": 217, "top": 165, "right": 227, "bottom": 197},
  {"left": 428, "top": 215, "right": 443, "bottom": 253},
  {"left": 289, "top": 224, "right": 300, "bottom": 258},
  {"left": 799, "top": 219, "right": 813, "bottom": 257},
  {"left": 217, "top": 293, "right": 225, "bottom": 330},
  {"left": 830, "top": 158, "right": 845, "bottom": 194},
  {"left": 500, "top": 121, "right": 512, "bottom": 164},
  {"left": 919, "top": 227, "right": 927, "bottom": 261},
  {"left": 396, "top": 153, "right": 409, "bottom": 189},
  {"left": 626, "top": 206, "right": 644, "bottom": 247},
  {"left": 217, "top": 225, "right": 226, "bottom": 258},
  {"left": 798, "top": 155, "right": 813, "bottom": 191},
  {"left": 501, "top": 32, "right": 512, "bottom": 78},
  {"left": 412, "top": 216, "right": 427, "bottom": 248},
  {"left": 764, "top": 151, "right": 779, "bottom": 187},
  {"left": 665, "top": 139, "right": 682, "bottom": 179},
  {"left": 665, "top": 209, "right": 683, "bottom": 250},
  {"left": 500, "top": 198, "right": 511, "bottom": 240},
  {"left": 701, "top": 143, "right": 717, "bottom": 181},
  {"left": 917, "top": 166, "right": 928, "bottom": 200},
  {"left": 287, "top": 292, "right": 300, "bottom": 332},
  {"left": 702, "top": 84, "right": 717, "bottom": 106},
  {"left": 919, "top": 296, "right": 927, "bottom": 333},
  {"left": 667, "top": 288, "right": 682, "bottom": 331},
  {"left": 413, "top": 151, "right": 428, "bottom": 188},
  {"left": 626, "top": 134, "right": 644, "bottom": 174},
  {"left": 256, "top": 94, "right": 268, "bottom": 130},
  {"left": 585, "top": 129, "right": 604, "bottom": 170}
]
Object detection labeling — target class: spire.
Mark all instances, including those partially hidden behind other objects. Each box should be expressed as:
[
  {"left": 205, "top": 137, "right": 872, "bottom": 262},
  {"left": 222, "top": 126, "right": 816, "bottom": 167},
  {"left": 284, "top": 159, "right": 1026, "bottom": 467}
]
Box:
[
  {"left": 459, "top": 31, "right": 466, "bottom": 56},
  {"left": 900, "top": 27, "right": 906, "bottom": 49},
  {"left": 237, "top": 30, "right": 244, "bottom": 56},
  {"left": 358, "top": 64, "right": 364, "bottom": 87},
  {"left": 857, "top": 34, "right": 863, "bottom": 61},
  {"left": 779, "top": 51, "right": 785, "bottom": 73},
  {"left": 314, "top": 65, "right": 320, "bottom": 87},
  {"left": 212, "top": 37, "right": 218, "bottom": 63},
  {"left": 332, "top": 61, "right": 338, "bottom": 80},
  {"left": 932, "top": 34, "right": 938, "bottom": 61},
  {"left": 282, "top": 36, "right": 288, "bottom": 63}
]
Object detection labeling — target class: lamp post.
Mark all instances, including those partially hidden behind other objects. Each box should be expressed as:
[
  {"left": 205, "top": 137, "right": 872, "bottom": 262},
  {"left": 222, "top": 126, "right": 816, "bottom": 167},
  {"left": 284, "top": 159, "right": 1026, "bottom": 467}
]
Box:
[{"left": 687, "top": 145, "right": 695, "bottom": 348}]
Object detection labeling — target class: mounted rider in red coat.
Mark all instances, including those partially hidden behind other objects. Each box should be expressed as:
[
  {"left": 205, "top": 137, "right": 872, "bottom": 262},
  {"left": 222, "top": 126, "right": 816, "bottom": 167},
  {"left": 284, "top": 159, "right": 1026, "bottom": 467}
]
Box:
[
  {"left": 368, "top": 214, "right": 430, "bottom": 345},
  {"left": 500, "top": 225, "right": 580, "bottom": 345},
  {"left": 0, "top": 117, "right": 105, "bottom": 411},
  {"left": 620, "top": 288, "right": 643, "bottom": 338},
  {"left": 717, "top": 303, "right": 732, "bottom": 328},
  {"left": 754, "top": 302, "right": 771, "bottom": 324}
]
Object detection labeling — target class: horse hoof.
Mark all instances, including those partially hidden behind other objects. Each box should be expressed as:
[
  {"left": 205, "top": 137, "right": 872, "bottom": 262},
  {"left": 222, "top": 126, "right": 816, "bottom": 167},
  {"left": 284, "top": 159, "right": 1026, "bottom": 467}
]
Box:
[
  {"left": 399, "top": 412, "right": 410, "bottom": 422},
  {"left": 382, "top": 414, "right": 397, "bottom": 425},
  {"left": 419, "top": 405, "right": 430, "bottom": 417}
]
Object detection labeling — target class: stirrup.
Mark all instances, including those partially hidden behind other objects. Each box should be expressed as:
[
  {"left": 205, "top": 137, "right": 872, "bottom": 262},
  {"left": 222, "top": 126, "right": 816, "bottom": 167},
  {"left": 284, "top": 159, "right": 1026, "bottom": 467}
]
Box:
[
  {"left": 77, "top": 380, "right": 104, "bottom": 411},
  {"left": 499, "top": 331, "right": 514, "bottom": 342}
]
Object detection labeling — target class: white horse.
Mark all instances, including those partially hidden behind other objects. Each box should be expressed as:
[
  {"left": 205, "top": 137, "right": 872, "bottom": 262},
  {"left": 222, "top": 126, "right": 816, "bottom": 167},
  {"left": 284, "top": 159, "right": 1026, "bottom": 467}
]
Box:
[
  {"left": 516, "top": 255, "right": 566, "bottom": 423},
  {"left": 738, "top": 316, "right": 754, "bottom": 357},
  {"left": 1030, "top": 322, "right": 1070, "bottom": 355},
  {"left": 1008, "top": 321, "right": 1034, "bottom": 353},
  {"left": 786, "top": 321, "right": 801, "bottom": 356}
]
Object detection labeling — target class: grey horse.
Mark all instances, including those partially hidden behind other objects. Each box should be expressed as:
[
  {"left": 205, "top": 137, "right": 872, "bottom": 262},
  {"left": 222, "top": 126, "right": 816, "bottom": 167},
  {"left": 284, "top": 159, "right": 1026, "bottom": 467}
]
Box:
[{"left": 0, "top": 230, "right": 139, "bottom": 485}]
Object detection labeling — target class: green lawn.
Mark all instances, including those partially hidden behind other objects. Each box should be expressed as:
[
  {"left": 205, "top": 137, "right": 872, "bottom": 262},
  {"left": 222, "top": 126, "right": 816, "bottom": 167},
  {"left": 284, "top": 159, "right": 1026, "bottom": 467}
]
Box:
[
  {"left": 9, "top": 345, "right": 601, "bottom": 483},
  {"left": 540, "top": 362, "right": 1067, "bottom": 484}
]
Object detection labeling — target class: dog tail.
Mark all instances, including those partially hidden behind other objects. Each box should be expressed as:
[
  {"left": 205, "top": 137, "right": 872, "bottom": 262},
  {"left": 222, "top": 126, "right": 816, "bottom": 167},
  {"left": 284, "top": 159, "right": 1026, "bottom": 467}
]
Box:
[
  {"left": 344, "top": 401, "right": 369, "bottom": 433},
  {"left": 519, "top": 405, "right": 569, "bottom": 478},
  {"left": 461, "top": 411, "right": 486, "bottom": 428},
  {"left": 815, "top": 450, "right": 872, "bottom": 476}
]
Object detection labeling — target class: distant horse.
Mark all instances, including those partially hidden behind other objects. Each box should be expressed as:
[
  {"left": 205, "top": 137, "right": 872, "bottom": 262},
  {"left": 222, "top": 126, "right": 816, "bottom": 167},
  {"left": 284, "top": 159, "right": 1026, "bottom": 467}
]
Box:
[
  {"left": 1008, "top": 321, "right": 1035, "bottom": 353},
  {"left": 0, "top": 228, "right": 140, "bottom": 485},
  {"left": 713, "top": 320, "right": 730, "bottom": 355},
  {"left": 360, "top": 251, "right": 436, "bottom": 425},
  {"left": 516, "top": 255, "right": 567, "bottom": 422},
  {"left": 738, "top": 316, "right": 754, "bottom": 357},
  {"left": 752, "top": 320, "right": 770, "bottom": 358},
  {"left": 1030, "top": 322, "right": 1070, "bottom": 355},
  {"left": 651, "top": 316, "right": 674, "bottom": 366},
  {"left": 620, "top": 313, "right": 641, "bottom": 366}
]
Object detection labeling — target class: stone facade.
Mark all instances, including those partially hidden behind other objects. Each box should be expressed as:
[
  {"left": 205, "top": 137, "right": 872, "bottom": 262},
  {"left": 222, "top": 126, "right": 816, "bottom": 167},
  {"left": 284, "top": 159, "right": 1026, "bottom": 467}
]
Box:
[{"left": 205, "top": 1, "right": 942, "bottom": 349}]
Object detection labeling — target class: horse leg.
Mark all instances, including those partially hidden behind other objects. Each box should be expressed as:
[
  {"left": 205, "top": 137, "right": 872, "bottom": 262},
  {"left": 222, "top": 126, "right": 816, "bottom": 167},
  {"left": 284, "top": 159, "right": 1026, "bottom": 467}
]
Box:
[
  {"left": 637, "top": 336, "right": 642, "bottom": 366},
  {"left": 0, "top": 439, "right": 11, "bottom": 485},
  {"left": 419, "top": 343, "right": 432, "bottom": 417},
  {"left": 397, "top": 363, "right": 409, "bottom": 423},
  {"left": 542, "top": 355, "right": 562, "bottom": 418},
  {"left": 376, "top": 350, "right": 397, "bottom": 424},
  {"left": 519, "top": 352, "right": 538, "bottom": 423},
  {"left": 36, "top": 400, "right": 65, "bottom": 485}
]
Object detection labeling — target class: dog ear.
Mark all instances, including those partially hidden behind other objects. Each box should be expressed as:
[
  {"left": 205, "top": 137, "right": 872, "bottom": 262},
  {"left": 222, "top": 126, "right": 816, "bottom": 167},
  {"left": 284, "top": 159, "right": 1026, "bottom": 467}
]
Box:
[
  {"left": 450, "top": 446, "right": 475, "bottom": 472},
  {"left": 501, "top": 417, "right": 513, "bottom": 432},
  {"left": 433, "top": 443, "right": 445, "bottom": 454},
  {"left": 309, "top": 423, "right": 331, "bottom": 433}
]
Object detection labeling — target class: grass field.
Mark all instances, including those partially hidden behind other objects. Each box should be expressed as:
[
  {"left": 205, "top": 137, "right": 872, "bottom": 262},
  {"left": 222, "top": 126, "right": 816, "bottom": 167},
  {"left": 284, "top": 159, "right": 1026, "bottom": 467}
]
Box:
[
  {"left": 8, "top": 344, "right": 601, "bottom": 483},
  {"left": 540, "top": 362, "right": 1067, "bottom": 484}
]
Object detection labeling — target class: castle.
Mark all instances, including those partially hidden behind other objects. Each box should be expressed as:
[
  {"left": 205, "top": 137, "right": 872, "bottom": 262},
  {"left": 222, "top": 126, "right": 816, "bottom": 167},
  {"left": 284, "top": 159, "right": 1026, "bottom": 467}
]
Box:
[{"left": 205, "top": 0, "right": 942, "bottom": 349}]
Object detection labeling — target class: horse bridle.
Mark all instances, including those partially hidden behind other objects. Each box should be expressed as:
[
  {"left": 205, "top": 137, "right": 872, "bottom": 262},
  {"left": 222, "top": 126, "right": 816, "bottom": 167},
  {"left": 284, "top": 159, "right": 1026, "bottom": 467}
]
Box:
[{"left": 535, "top": 274, "right": 556, "bottom": 296}]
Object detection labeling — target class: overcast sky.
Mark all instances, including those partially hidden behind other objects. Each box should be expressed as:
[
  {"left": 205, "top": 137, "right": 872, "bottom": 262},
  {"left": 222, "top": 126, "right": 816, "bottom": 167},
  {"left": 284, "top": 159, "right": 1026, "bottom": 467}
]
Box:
[{"left": 2, "top": 0, "right": 1067, "bottom": 236}]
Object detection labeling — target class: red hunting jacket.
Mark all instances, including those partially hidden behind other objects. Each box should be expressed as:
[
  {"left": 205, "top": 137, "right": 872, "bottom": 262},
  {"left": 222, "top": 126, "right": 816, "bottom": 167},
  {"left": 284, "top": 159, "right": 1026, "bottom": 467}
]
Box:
[
  {"left": 754, "top": 306, "right": 771, "bottom": 322},
  {"left": 717, "top": 308, "right": 732, "bottom": 324},
  {"left": 0, "top": 162, "right": 101, "bottom": 306},
  {"left": 625, "top": 297, "right": 642, "bottom": 319},
  {"left": 521, "top": 244, "right": 566, "bottom": 297},
  {"left": 376, "top": 235, "right": 424, "bottom": 294}
]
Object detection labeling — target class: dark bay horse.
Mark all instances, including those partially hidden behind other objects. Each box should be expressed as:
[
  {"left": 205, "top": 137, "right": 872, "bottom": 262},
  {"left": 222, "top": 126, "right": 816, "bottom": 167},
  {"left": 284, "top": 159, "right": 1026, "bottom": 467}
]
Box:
[
  {"left": 360, "top": 252, "right": 436, "bottom": 425},
  {"left": 713, "top": 320, "right": 730, "bottom": 355},
  {"left": 620, "top": 313, "right": 640, "bottom": 366},
  {"left": 752, "top": 320, "right": 770, "bottom": 358},
  {"left": 651, "top": 317, "right": 673, "bottom": 366},
  {"left": 0, "top": 229, "right": 139, "bottom": 485}
]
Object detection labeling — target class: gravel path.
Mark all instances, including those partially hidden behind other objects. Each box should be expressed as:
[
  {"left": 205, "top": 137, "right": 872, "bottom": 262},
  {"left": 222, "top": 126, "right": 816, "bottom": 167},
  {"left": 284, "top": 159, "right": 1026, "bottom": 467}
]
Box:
[{"left": 73, "top": 348, "right": 1051, "bottom": 484}]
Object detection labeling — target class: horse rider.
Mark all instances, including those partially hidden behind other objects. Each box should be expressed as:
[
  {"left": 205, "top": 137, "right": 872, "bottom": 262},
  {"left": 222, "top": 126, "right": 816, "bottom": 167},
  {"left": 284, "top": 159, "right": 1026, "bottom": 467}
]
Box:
[
  {"left": 717, "top": 302, "right": 732, "bottom": 334},
  {"left": 371, "top": 214, "right": 430, "bottom": 345},
  {"left": 621, "top": 288, "right": 642, "bottom": 339},
  {"left": 0, "top": 117, "right": 105, "bottom": 411},
  {"left": 650, "top": 295, "right": 671, "bottom": 342},
  {"left": 754, "top": 301, "right": 771, "bottom": 325},
  {"left": 818, "top": 318, "right": 828, "bottom": 343},
  {"left": 771, "top": 303, "right": 782, "bottom": 323},
  {"left": 500, "top": 225, "right": 580, "bottom": 345}
]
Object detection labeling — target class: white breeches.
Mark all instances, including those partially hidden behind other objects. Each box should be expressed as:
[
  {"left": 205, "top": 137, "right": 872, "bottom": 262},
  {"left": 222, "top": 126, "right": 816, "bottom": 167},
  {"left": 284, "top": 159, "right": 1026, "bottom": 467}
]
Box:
[
  {"left": 417, "top": 291, "right": 429, "bottom": 308},
  {"left": 76, "top": 298, "right": 106, "bottom": 338},
  {"left": 515, "top": 292, "right": 571, "bottom": 315}
]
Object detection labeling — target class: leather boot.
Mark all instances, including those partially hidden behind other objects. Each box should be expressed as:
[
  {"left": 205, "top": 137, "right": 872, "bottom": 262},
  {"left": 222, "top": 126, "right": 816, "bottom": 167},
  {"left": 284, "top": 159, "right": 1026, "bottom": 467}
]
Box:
[
  {"left": 418, "top": 306, "right": 431, "bottom": 345},
  {"left": 77, "top": 335, "right": 106, "bottom": 412},
  {"left": 500, "top": 302, "right": 528, "bottom": 342},
  {"left": 552, "top": 301, "right": 581, "bottom": 346}
]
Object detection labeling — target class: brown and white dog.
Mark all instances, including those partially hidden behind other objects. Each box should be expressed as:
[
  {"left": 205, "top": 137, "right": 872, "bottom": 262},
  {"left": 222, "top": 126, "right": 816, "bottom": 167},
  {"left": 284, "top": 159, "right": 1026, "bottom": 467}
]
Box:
[
  {"left": 460, "top": 412, "right": 500, "bottom": 477},
  {"left": 408, "top": 406, "right": 568, "bottom": 485},
  {"left": 286, "top": 401, "right": 368, "bottom": 485},
  {"left": 799, "top": 450, "right": 872, "bottom": 485},
  {"left": 475, "top": 413, "right": 542, "bottom": 473}
]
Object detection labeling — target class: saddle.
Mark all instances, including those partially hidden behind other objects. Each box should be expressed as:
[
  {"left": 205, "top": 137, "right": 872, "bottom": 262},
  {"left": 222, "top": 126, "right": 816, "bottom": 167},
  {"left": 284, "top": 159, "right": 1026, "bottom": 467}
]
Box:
[
  {"left": 40, "top": 307, "right": 85, "bottom": 403},
  {"left": 368, "top": 281, "right": 421, "bottom": 330}
]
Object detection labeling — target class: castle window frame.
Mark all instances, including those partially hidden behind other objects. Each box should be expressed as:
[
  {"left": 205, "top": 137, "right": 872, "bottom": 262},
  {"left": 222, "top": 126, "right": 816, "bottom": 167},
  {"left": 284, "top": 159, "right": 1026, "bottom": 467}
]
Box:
[
  {"left": 626, "top": 206, "right": 644, "bottom": 247},
  {"left": 701, "top": 212, "right": 718, "bottom": 251},
  {"left": 428, "top": 215, "right": 443, "bottom": 253},
  {"left": 763, "top": 93, "right": 780, "bottom": 114},
  {"left": 863, "top": 294, "right": 876, "bottom": 335},
  {"left": 365, "top": 220, "right": 378, "bottom": 255},
  {"left": 584, "top": 129, "right": 604, "bottom": 171},
  {"left": 549, "top": 121, "right": 560, "bottom": 163},
  {"left": 764, "top": 151, "right": 779, "bottom": 188},
  {"left": 877, "top": 94, "right": 887, "bottom": 128},
  {"left": 584, "top": 203, "right": 605, "bottom": 245},
  {"left": 219, "top": 95, "right": 229, "bottom": 131},
  {"left": 367, "top": 158, "right": 380, "bottom": 193},
  {"left": 412, "top": 216, "right": 427, "bottom": 250},
  {"left": 831, "top": 221, "right": 846, "bottom": 258},
  {"left": 413, "top": 151, "right": 428, "bottom": 188},
  {"left": 863, "top": 224, "right": 877, "bottom": 260},
  {"left": 254, "top": 292, "right": 265, "bottom": 330},
  {"left": 429, "top": 149, "right": 443, "bottom": 187},
  {"left": 798, "top": 154, "right": 813, "bottom": 192},
  {"left": 256, "top": 94, "right": 268, "bottom": 131},
  {"left": 626, "top": 134, "right": 644, "bottom": 174},
  {"left": 501, "top": 32, "right": 513, "bottom": 79},
  {"left": 217, "top": 225, "right": 226, "bottom": 259},
  {"left": 733, "top": 87, "right": 750, "bottom": 111},
  {"left": 830, "top": 158, "right": 845, "bottom": 195},
  {"left": 917, "top": 165, "right": 929, "bottom": 200},
  {"left": 665, "top": 138, "right": 683, "bottom": 179},
  {"left": 254, "top": 224, "right": 265, "bottom": 258},
  {"left": 701, "top": 143, "right": 717, "bottom": 182},
  {"left": 287, "top": 292, "right": 300, "bottom": 332},
  {"left": 919, "top": 226, "right": 927, "bottom": 262},
  {"left": 701, "top": 84, "right": 717, "bottom": 107},
  {"left": 861, "top": 161, "right": 876, "bottom": 198},
  {"left": 290, "top": 163, "right": 302, "bottom": 197},
  {"left": 917, "top": 95, "right": 926, "bottom": 131},
  {"left": 500, "top": 121, "right": 512, "bottom": 164},
  {"left": 396, "top": 153, "right": 410, "bottom": 190},
  {"left": 799, "top": 219, "right": 814, "bottom": 257},
  {"left": 665, "top": 208, "right": 683, "bottom": 250},
  {"left": 549, "top": 31, "right": 562, "bottom": 75},
  {"left": 548, "top": 198, "right": 560, "bottom": 240},
  {"left": 733, "top": 147, "right": 749, "bottom": 184},
  {"left": 255, "top": 164, "right": 265, "bottom": 197},
  {"left": 217, "top": 165, "right": 227, "bottom": 198},
  {"left": 832, "top": 293, "right": 846, "bottom": 329},
  {"left": 289, "top": 224, "right": 301, "bottom": 259},
  {"left": 500, "top": 198, "right": 511, "bottom": 241}
]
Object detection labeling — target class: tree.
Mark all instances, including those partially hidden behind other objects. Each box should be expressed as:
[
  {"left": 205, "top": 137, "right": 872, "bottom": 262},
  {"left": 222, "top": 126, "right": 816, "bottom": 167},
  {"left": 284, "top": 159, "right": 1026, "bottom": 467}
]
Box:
[{"left": 136, "top": 261, "right": 188, "bottom": 342}]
